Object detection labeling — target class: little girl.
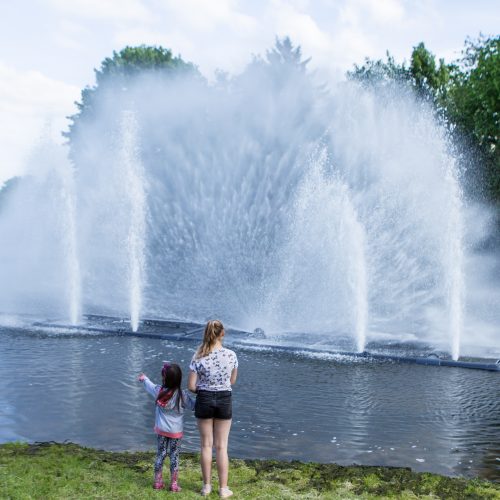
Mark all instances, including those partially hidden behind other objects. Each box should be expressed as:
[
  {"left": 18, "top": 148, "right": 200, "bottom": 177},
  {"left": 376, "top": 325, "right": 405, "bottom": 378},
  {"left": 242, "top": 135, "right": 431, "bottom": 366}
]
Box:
[{"left": 138, "top": 363, "right": 195, "bottom": 491}]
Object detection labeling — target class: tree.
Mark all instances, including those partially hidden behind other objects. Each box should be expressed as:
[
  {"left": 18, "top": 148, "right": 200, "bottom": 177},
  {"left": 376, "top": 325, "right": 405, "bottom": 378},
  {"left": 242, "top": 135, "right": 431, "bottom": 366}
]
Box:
[
  {"left": 348, "top": 37, "right": 500, "bottom": 203},
  {"left": 410, "top": 42, "right": 450, "bottom": 98},
  {"left": 347, "top": 51, "right": 410, "bottom": 87},
  {"left": 265, "top": 36, "right": 310, "bottom": 71},
  {"left": 64, "top": 45, "right": 200, "bottom": 146},
  {"left": 242, "top": 36, "right": 313, "bottom": 88},
  {"left": 95, "top": 45, "right": 196, "bottom": 82},
  {"left": 446, "top": 36, "right": 500, "bottom": 201},
  {"left": 348, "top": 43, "right": 451, "bottom": 101}
]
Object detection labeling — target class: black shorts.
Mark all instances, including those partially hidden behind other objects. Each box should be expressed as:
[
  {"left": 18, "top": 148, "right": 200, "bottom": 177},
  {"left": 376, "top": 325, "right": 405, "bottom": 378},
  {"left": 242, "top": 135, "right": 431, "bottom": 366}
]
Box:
[{"left": 195, "top": 390, "right": 232, "bottom": 420}]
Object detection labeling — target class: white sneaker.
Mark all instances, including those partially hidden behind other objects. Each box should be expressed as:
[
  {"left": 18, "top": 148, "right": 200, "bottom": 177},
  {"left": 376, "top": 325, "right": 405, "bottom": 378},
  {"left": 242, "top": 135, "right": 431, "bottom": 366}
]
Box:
[
  {"left": 201, "top": 484, "right": 212, "bottom": 496},
  {"left": 219, "top": 487, "right": 233, "bottom": 498}
]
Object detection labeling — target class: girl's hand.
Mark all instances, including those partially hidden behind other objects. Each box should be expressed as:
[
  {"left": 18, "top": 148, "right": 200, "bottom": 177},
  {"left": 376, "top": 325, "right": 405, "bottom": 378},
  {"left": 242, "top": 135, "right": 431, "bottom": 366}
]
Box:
[{"left": 138, "top": 373, "right": 146, "bottom": 382}]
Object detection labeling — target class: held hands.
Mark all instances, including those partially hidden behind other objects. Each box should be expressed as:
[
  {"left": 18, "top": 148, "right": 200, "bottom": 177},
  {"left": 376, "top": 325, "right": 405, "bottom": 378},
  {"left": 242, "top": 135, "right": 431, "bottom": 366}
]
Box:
[{"left": 138, "top": 373, "right": 146, "bottom": 382}]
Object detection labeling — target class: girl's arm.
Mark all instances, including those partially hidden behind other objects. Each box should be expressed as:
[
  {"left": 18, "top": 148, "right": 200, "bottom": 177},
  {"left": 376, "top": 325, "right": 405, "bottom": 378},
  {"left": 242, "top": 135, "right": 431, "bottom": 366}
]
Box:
[
  {"left": 230, "top": 367, "right": 238, "bottom": 385},
  {"left": 182, "top": 389, "right": 196, "bottom": 410},
  {"left": 230, "top": 353, "right": 239, "bottom": 386},
  {"left": 187, "top": 371, "right": 198, "bottom": 393},
  {"left": 138, "top": 373, "right": 158, "bottom": 398}
]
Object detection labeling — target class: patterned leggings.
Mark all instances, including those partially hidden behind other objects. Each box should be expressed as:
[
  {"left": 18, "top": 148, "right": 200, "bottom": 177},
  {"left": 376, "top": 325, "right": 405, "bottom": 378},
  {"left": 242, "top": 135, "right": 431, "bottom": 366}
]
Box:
[{"left": 154, "top": 435, "right": 181, "bottom": 479}]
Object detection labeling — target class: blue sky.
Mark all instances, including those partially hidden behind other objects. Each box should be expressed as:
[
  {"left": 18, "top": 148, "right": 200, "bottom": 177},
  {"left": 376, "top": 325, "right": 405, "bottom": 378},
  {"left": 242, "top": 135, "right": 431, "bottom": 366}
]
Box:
[{"left": 0, "top": 0, "right": 498, "bottom": 183}]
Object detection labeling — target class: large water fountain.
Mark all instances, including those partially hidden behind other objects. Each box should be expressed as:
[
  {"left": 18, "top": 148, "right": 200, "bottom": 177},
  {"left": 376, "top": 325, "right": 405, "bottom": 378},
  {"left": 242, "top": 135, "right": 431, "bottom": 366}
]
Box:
[{"left": 0, "top": 55, "right": 498, "bottom": 361}]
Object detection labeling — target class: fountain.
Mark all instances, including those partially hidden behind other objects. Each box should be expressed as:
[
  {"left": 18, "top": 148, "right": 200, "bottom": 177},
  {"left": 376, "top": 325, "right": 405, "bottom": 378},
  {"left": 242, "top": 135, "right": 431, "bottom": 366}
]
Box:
[
  {"left": 443, "top": 157, "right": 465, "bottom": 361},
  {"left": 0, "top": 56, "right": 498, "bottom": 363},
  {"left": 119, "top": 111, "right": 146, "bottom": 332},
  {"left": 60, "top": 162, "right": 82, "bottom": 326},
  {"left": 0, "top": 137, "right": 82, "bottom": 323}
]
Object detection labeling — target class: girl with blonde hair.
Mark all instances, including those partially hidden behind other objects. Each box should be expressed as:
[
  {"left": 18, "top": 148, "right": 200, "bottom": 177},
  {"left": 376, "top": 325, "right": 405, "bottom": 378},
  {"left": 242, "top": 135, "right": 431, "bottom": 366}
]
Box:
[{"left": 188, "top": 319, "right": 238, "bottom": 498}]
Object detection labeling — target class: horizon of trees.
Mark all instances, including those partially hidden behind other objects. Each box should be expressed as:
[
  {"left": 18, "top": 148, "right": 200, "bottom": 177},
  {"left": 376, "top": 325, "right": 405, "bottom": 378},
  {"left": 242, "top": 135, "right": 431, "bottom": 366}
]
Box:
[
  {"left": 348, "top": 35, "right": 499, "bottom": 204},
  {"left": 1, "top": 35, "right": 499, "bottom": 208}
]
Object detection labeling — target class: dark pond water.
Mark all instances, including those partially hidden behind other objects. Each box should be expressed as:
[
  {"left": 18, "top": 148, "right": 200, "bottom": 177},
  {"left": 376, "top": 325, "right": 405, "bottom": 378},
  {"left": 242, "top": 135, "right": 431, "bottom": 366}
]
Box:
[{"left": 0, "top": 327, "right": 499, "bottom": 482}]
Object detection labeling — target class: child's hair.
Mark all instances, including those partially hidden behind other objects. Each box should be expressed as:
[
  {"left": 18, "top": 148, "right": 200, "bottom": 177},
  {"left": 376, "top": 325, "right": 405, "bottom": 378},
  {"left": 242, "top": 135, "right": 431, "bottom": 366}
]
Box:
[
  {"left": 196, "top": 319, "right": 224, "bottom": 359},
  {"left": 156, "top": 363, "right": 184, "bottom": 411}
]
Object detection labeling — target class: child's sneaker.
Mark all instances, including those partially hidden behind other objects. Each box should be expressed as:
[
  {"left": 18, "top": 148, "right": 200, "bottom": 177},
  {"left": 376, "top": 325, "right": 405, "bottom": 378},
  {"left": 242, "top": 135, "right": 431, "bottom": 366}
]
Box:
[
  {"left": 200, "top": 483, "right": 212, "bottom": 496},
  {"left": 219, "top": 487, "right": 233, "bottom": 498}
]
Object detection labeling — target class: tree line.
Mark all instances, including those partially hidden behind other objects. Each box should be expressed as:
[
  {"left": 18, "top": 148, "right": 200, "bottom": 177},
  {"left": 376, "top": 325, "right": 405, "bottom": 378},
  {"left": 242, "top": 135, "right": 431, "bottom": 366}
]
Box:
[
  {"left": 348, "top": 35, "right": 499, "bottom": 204},
  {"left": 66, "top": 36, "right": 499, "bottom": 204},
  {"left": 1, "top": 36, "right": 499, "bottom": 208}
]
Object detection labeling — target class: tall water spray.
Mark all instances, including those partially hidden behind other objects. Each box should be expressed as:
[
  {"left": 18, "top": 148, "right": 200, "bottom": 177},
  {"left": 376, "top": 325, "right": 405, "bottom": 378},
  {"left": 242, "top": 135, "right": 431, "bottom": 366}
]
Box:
[
  {"left": 339, "top": 186, "right": 368, "bottom": 353},
  {"left": 119, "top": 111, "right": 146, "bottom": 332},
  {"left": 59, "top": 162, "right": 82, "bottom": 325},
  {"left": 265, "top": 154, "right": 369, "bottom": 351},
  {"left": 444, "top": 159, "right": 465, "bottom": 360},
  {"left": 0, "top": 138, "right": 82, "bottom": 322}
]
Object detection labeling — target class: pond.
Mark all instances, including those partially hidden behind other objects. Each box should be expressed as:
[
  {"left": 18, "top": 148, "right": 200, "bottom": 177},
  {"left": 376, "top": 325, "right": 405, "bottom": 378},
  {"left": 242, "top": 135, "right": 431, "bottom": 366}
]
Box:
[{"left": 0, "top": 326, "right": 499, "bottom": 482}]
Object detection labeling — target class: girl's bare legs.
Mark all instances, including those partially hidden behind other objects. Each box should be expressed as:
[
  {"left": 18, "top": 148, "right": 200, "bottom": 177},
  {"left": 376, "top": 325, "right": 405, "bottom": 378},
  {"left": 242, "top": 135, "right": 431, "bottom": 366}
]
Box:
[
  {"left": 197, "top": 418, "right": 214, "bottom": 486},
  {"left": 214, "top": 419, "right": 232, "bottom": 489}
]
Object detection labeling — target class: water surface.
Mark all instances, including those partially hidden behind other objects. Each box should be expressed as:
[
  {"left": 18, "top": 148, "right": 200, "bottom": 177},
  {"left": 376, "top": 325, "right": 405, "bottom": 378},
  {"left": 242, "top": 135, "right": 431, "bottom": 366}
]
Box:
[{"left": 0, "top": 328, "right": 498, "bottom": 482}]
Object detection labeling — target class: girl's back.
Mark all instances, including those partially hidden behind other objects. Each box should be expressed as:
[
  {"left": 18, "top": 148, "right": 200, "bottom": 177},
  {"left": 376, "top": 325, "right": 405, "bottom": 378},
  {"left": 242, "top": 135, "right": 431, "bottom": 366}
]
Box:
[{"left": 142, "top": 378, "right": 194, "bottom": 437}]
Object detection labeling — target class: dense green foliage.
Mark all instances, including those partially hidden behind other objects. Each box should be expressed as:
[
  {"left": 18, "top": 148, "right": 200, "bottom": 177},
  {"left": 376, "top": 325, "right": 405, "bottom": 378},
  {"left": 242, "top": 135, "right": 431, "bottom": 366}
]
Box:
[
  {"left": 410, "top": 42, "right": 451, "bottom": 98},
  {"left": 348, "top": 42, "right": 450, "bottom": 98},
  {"left": 447, "top": 37, "right": 500, "bottom": 200},
  {"left": 348, "top": 36, "right": 500, "bottom": 202},
  {"left": 95, "top": 45, "right": 197, "bottom": 82},
  {"left": 1, "top": 443, "right": 499, "bottom": 499}
]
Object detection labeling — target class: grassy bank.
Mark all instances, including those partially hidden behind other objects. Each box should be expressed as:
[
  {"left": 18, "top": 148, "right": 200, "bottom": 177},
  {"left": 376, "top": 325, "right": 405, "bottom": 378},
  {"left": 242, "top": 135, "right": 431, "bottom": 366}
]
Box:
[{"left": 0, "top": 443, "right": 498, "bottom": 499}]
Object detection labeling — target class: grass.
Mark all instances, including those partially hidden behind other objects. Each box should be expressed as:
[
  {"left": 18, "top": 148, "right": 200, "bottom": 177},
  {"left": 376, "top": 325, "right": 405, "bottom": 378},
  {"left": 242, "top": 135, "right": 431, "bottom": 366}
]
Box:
[{"left": 0, "top": 442, "right": 499, "bottom": 499}]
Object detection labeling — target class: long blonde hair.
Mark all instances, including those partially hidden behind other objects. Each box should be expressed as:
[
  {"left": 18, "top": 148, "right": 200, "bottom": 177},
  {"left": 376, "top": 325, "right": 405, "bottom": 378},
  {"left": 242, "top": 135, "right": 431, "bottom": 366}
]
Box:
[{"left": 196, "top": 320, "right": 224, "bottom": 359}]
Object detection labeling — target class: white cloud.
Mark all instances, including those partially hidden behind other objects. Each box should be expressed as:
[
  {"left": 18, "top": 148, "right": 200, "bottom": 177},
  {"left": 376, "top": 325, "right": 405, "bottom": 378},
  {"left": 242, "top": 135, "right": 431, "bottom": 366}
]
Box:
[
  {"left": 271, "top": 3, "right": 331, "bottom": 50},
  {"left": 53, "top": 20, "right": 89, "bottom": 50},
  {"left": 258, "top": 0, "right": 405, "bottom": 80},
  {"left": 357, "top": 0, "right": 404, "bottom": 24},
  {"left": 46, "top": 0, "right": 152, "bottom": 22},
  {"left": 158, "top": 0, "right": 257, "bottom": 33},
  {"left": 1, "top": 0, "right": 498, "bottom": 183},
  {"left": 0, "top": 62, "right": 80, "bottom": 184},
  {"left": 33, "top": 0, "right": 499, "bottom": 82},
  {"left": 113, "top": 26, "right": 178, "bottom": 50}
]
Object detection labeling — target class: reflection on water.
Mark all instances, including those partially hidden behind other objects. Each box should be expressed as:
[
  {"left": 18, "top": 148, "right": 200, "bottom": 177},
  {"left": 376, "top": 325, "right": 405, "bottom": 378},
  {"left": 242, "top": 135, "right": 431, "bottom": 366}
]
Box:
[{"left": 0, "top": 329, "right": 498, "bottom": 481}]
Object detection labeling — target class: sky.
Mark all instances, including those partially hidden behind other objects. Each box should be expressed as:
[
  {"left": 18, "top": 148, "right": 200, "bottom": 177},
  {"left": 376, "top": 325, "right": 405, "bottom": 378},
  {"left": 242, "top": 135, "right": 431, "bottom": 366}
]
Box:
[{"left": 0, "top": 0, "right": 498, "bottom": 184}]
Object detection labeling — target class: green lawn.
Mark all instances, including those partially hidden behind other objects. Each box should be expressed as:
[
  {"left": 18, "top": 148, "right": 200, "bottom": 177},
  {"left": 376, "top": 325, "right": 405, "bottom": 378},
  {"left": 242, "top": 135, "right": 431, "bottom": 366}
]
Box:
[{"left": 0, "top": 442, "right": 498, "bottom": 499}]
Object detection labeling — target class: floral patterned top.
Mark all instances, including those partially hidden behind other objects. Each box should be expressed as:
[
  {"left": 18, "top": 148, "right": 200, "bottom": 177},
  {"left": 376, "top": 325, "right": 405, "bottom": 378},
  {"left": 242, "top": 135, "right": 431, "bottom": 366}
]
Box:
[{"left": 189, "top": 347, "right": 238, "bottom": 391}]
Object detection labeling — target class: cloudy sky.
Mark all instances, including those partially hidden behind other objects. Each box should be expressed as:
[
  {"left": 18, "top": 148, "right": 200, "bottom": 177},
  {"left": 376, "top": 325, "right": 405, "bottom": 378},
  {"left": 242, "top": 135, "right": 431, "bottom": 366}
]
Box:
[{"left": 0, "top": 0, "right": 498, "bottom": 183}]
